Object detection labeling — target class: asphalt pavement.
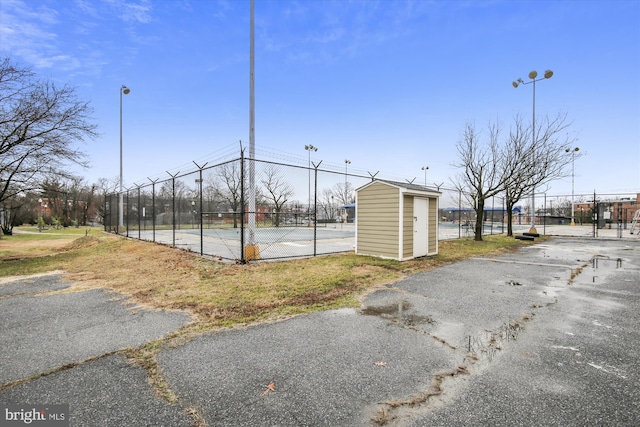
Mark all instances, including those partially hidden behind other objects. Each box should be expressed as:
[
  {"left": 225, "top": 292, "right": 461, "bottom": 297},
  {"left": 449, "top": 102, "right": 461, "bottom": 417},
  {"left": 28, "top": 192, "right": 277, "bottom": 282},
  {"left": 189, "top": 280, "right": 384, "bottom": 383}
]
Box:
[{"left": 1, "top": 236, "right": 638, "bottom": 426}]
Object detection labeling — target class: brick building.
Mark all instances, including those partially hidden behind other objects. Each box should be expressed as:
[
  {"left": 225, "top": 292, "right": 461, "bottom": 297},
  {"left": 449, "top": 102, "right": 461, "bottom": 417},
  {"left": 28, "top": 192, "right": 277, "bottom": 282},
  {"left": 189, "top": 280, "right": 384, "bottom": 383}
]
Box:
[{"left": 574, "top": 193, "right": 639, "bottom": 227}]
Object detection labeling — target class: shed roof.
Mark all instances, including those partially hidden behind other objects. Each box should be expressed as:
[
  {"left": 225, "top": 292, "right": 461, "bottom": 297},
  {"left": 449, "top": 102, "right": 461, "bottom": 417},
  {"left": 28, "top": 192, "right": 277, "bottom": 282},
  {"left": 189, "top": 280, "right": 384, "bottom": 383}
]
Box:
[{"left": 356, "top": 179, "right": 441, "bottom": 197}]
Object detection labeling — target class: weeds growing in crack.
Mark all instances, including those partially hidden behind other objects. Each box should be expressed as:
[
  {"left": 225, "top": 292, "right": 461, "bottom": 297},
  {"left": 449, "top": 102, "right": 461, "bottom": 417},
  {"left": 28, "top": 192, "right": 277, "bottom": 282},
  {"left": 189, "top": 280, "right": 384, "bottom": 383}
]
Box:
[
  {"left": 372, "top": 407, "right": 395, "bottom": 426},
  {"left": 123, "top": 339, "right": 178, "bottom": 404},
  {"left": 568, "top": 263, "right": 588, "bottom": 285},
  {"left": 121, "top": 323, "right": 218, "bottom": 426},
  {"left": 185, "top": 406, "right": 207, "bottom": 427},
  {"left": 372, "top": 365, "right": 469, "bottom": 425},
  {"left": 465, "top": 318, "right": 528, "bottom": 362},
  {"left": 431, "top": 335, "right": 457, "bottom": 350},
  {"left": 373, "top": 300, "right": 560, "bottom": 425},
  {"left": 0, "top": 351, "right": 120, "bottom": 392}
]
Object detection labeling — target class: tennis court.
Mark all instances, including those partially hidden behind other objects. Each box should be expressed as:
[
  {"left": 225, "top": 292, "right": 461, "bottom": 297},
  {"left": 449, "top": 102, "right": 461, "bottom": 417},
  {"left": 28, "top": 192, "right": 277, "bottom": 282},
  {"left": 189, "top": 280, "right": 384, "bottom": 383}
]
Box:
[{"left": 135, "top": 224, "right": 356, "bottom": 261}]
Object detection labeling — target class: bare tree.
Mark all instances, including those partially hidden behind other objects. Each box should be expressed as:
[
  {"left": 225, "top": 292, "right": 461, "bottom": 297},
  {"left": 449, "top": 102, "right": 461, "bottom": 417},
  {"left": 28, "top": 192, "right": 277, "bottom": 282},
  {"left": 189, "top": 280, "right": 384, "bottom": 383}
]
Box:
[
  {"left": 501, "top": 113, "right": 577, "bottom": 235},
  {"left": 500, "top": 115, "right": 532, "bottom": 236},
  {"left": 0, "top": 58, "right": 98, "bottom": 205},
  {"left": 96, "top": 177, "right": 119, "bottom": 196},
  {"left": 261, "top": 164, "right": 293, "bottom": 227},
  {"left": 159, "top": 178, "right": 191, "bottom": 226},
  {"left": 332, "top": 181, "right": 354, "bottom": 207},
  {"left": 212, "top": 161, "right": 243, "bottom": 228},
  {"left": 319, "top": 188, "right": 336, "bottom": 221},
  {"left": 452, "top": 122, "right": 505, "bottom": 241}
]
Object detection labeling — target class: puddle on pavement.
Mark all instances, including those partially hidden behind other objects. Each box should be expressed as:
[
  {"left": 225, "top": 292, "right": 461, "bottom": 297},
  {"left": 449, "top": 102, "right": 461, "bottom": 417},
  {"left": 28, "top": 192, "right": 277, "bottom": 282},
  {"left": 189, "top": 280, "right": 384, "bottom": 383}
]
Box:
[
  {"left": 586, "top": 255, "right": 624, "bottom": 284},
  {"left": 361, "top": 300, "right": 434, "bottom": 327}
]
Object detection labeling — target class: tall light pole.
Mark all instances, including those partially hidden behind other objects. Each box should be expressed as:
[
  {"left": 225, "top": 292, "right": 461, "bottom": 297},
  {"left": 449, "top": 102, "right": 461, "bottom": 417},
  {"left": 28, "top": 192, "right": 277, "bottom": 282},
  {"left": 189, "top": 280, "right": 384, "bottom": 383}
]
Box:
[
  {"left": 512, "top": 69, "right": 553, "bottom": 234},
  {"left": 119, "top": 84, "right": 130, "bottom": 230},
  {"left": 421, "top": 166, "right": 429, "bottom": 187},
  {"left": 305, "top": 144, "right": 317, "bottom": 219},
  {"left": 247, "top": 0, "right": 257, "bottom": 253},
  {"left": 566, "top": 146, "right": 579, "bottom": 226}
]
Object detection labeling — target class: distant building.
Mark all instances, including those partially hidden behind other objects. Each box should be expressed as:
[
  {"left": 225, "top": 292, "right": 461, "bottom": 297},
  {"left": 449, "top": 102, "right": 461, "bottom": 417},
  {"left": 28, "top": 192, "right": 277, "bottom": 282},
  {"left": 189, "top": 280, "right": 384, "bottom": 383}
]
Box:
[{"left": 574, "top": 193, "right": 639, "bottom": 228}]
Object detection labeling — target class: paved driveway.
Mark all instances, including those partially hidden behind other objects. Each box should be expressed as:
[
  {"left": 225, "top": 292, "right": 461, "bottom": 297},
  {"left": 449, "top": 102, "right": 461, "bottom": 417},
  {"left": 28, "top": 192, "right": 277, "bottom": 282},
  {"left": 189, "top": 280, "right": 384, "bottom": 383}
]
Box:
[{"left": 1, "top": 237, "right": 638, "bottom": 426}]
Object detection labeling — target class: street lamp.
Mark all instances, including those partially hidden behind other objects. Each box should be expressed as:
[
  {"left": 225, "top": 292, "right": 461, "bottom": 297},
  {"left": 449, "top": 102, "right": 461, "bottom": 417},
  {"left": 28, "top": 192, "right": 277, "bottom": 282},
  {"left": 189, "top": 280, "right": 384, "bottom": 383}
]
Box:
[
  {"left": 566, "top": 146, "right": 579, "bottom": 225},
  {"left": 512, "top": 69, "right": 553, "bottom": 233},
  {"left": 305, "top": 145, "right": 318, "bottom": 221},
  {"left": 421, "top": 166, "right": 429, "bottom": 187},
  {"left": 119, "top": 85, "right": 130, "bottom": 231}
]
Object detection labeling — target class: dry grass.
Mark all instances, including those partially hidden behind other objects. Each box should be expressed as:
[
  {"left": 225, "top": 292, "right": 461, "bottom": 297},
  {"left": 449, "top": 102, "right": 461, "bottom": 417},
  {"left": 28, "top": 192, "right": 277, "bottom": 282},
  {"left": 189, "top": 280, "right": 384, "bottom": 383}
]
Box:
[{"left": 0, "top": 228, "right": 542, "bottom": 329}]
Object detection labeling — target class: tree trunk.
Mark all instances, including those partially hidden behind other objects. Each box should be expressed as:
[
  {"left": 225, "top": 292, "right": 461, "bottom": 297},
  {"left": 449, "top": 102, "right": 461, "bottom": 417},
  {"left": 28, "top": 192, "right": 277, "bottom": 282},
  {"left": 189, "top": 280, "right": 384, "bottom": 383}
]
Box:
[
  {"left": 474, "top": 200, "right": 485, "bottom": 241},
  {"left": 506, "top": 200, "right": 515, "bottom": 236}
]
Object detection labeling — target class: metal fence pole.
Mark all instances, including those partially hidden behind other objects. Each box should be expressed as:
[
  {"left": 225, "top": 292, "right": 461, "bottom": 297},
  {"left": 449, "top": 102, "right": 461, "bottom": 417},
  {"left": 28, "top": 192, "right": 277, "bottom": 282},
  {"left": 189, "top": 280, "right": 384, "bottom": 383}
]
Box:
[
  {"left": 199, "top": 170, "right": 204, "bottom": 255},
  {"left": 125, "top": 190, "right": 130, "bottom": 237},
  {"left": 170, "top": 174, "right": 177, "bottom": 247},
  {"left": 149, "top": 178, "right": 158, "bottom": 242},
  {"left": 458, "top": 189, "right": 462, "bottom": 239},
  {"left": 103, "top": 194, "right": 109, "bottom": 232},
  {"left": 592, "top": 190, "right": 597, "bottom": 238},
  {"left": 314, "top": 164, "right": 318, "bottom": 257},
  {"left": 240, "top": 151, "right": 246, "bottom": 264},
  {"left": 543, "top": 193, "right": 546, "bottom": 235},
  {"left": 137, "top": 186, "right": 141, "bottom": 240},
  {"left": 490, "top": 196, "right": 494, "bottom": 235},
  {"left": 193, "top": 162, "right": 207, "bottom": 256}
]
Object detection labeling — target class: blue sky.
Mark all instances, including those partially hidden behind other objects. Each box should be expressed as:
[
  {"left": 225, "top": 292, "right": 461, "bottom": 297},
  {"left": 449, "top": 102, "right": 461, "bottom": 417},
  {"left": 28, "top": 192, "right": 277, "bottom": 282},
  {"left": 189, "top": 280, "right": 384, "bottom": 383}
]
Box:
[{"left": 1, "top": 0, "right": 639, "bottom": 198}]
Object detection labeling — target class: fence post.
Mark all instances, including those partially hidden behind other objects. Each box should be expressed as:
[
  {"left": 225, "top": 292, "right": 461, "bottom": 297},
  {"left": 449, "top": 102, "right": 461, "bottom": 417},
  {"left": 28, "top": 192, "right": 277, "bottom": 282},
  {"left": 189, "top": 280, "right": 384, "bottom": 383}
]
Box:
[
  {"left": 490, "top": 196, "right": 494, "bottom": 235},
  {"left": 193, "top": 161, "right": 208, "bottom": 256},
  {"left": 592, "top": 190, "right": 597, "bottom": 238},
  {"left": 103, "top": 194, "right": 109, "bottom": 232},
  {"left": 137, "top": 185, "right": 141, "bottom": 240},
  {"left": 125, "top": 189, "right": 130, "bottom": 237},
  {"left": 543, "top": 193, "right": 546, "bottom": 235},
  {"left": 167, "top": 172, "right": 179, "bottom": 248},
  {"left": 313, "top": 162, "right": 319, "bottom": 257},
  {"left": 240, "top": 150, "right": 246, "bottom": 264},
  {"left": 149, "top": 178, "right": 159, "bottom": 242},
  {"left": 458, "top": 189, "right": 462, "bottom": 239},
  {"left": 199, "top": 169, "right": 204, "bottom": 255}
]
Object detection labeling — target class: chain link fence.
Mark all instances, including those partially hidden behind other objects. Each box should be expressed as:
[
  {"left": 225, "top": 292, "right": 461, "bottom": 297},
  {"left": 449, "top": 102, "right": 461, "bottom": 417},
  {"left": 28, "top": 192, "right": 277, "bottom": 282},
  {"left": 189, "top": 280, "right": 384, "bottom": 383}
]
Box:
[
  {"left": 525, "top": 192, "right": 639, "bottom": 238},
  {"left": 436, "top": 188, "right": 639, "bottom": 240},
  {"left": 105, "top": 151, "right": 374, "bottom": 262},
  {"left": 104, "top": 149, "right": 639, "bottom": 261}
]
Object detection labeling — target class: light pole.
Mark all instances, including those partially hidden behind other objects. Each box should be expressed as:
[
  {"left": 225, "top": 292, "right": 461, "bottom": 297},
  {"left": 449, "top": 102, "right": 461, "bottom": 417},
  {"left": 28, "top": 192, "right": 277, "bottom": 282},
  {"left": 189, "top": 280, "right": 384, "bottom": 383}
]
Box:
[
  {"left": 305, "top": 145, "right": 318, "bottom": 221},
  {"left": 119, "top": 85, "right": 130, "bottom": 231},
  {"left": 566, "top": 146, "right": 579, "bottom": 225},
  {"left": 513, "top": 69, "right": 553, "bottom": 234},
  {"left": 421, "top": 166, "right": 429, "bottom": 187}
]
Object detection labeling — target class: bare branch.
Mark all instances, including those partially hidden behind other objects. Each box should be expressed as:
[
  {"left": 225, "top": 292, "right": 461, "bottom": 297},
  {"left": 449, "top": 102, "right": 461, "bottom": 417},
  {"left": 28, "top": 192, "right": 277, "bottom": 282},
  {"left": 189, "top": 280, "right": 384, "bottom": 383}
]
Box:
[{"left": 0, "top": 58, "right": 98, "bottom": 204}]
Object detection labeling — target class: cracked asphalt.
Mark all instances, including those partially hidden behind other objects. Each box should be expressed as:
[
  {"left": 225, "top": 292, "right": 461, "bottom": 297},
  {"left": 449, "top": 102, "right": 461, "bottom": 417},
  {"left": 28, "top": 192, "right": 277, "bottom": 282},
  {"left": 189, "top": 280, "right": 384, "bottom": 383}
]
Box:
[{"left": 1, "top": 237, "right": 638, "bottom": 426}]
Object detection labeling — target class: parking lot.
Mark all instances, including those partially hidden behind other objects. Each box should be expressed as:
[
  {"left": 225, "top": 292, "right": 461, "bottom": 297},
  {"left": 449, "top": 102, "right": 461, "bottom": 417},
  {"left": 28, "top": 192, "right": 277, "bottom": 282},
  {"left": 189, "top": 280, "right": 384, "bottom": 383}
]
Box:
[{"left": 1, "top": 236, "right": 638, "bottom": 426}]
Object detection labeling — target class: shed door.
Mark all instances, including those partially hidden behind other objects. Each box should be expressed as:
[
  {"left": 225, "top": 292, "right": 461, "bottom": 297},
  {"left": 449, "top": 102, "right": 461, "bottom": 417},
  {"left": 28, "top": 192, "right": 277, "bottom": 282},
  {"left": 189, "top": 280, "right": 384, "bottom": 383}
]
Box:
[{"left": 413, "top": 198, "right": 428, "bottom": 257}]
